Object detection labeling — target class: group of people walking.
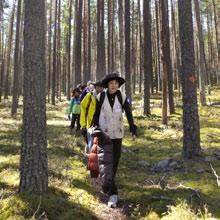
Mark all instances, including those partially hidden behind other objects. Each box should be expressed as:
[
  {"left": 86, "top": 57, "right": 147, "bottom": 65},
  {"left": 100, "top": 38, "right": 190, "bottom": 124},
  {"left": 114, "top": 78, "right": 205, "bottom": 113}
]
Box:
[{"left": 67, "top": 72, "right": 137, "bottom": 208}]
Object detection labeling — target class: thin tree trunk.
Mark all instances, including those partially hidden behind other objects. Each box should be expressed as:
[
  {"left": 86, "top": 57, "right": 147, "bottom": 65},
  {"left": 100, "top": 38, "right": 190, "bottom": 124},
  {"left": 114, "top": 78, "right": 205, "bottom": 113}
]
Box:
[
  {"left": 88, "top": 0, "right": 91, "bottom": 81},
  {"left": 96, "top": 0, "right": 106, "bottom": 80},
  {"left": 57, "top": 0, "right": 61, "bottom": 101},
  {"left": 194, "top": 0, "right": 207, "bottom": 106},
  {"left": 118, "top": 0, "right": 124, "bottom": 77},
  {"left": 160, "top": 0, "right": 168, "bottom": 124},
  {"left": 143, "top": 0, "right": 152, "bottom": 115},
  {"left": 47, "top": 0, "right": 52, "bottom": 103},
  {"left": 51, "top": 0, "right": 57, "bottom": 105},
  {"left": 74, "top": 0, "right": 82, "bottom": 86},
  {"left": 108, "top": 0, "right": 114, "bottom": 73},
  {"left": 124, "top": 0, "right": 131, "bottom": 98},
  {"left": 155, "top": 0, "right": 161, "bottom": 92},
  {"left": 83, "top": 0, "right": 88, "bottom": 84},
  {"left": 161, "top": 0, "right": 175, "bottom": 115},
  {"left": 11, "top": 0, "right": 22, "bottom": 116},
  {"left": 4, "top": 1, "right": 16, "bottom": 99},
  {"left": 138, "top": 0, "right": 142, "bottom": 93},
  {"left": 0, "top": 2, "right": 4, "bottom": 102}
]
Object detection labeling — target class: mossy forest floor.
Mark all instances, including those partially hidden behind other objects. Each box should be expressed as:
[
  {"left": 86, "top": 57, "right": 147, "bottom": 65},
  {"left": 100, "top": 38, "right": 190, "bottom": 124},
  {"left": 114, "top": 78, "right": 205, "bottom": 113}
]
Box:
[{"left": 0, "top": 89, "right": 220, "bottom": 220}]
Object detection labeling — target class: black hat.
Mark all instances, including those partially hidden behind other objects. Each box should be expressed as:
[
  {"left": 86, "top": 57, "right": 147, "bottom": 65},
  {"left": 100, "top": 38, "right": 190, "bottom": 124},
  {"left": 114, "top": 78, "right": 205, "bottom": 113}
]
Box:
[
  {"left": 73, "top": 88, "right": 81, "bottom": 93},
  {"left": 102, "top": 72, "right": 125, "bottom": 88},
  {"left": 92, "top": 81, "right": 103, "bottom": 87}
]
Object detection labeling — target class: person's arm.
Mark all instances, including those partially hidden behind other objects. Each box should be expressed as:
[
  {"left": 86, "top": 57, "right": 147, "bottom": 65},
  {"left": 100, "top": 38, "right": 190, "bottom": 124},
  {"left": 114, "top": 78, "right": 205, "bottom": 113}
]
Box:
[
  {"left": 123, "top": 98, "right": 137, "bottom": 136},
  {"left": 93, "top": 94, "right": 101, "bottom": 127},
  {"left": 80, "top": 93, "right": 90, "bottom": 128}
]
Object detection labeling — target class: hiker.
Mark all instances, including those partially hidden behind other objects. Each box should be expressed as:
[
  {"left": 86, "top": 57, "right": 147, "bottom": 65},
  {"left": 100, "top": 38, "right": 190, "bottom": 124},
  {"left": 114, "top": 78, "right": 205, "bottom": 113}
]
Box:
[
  {"left": 93, "top": 72, "right": 137, "bottom": 208},
  {"left": 68, "top": 88, "right": 81, "bottom": 134},
  {"left": 79, "top": 80, "right": 95, "bottom": 102},
  {"left": 80, "top": 81, "right": 104, "bottom": 152}
]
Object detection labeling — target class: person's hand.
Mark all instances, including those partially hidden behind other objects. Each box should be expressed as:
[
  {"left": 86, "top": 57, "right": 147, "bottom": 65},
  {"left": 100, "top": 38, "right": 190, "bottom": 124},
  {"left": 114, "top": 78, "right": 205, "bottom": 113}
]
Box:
[
  {"left": 130, "top": 124, "right": 137, "bottom": 140},
  {"left": 68, "top": 114, "right": 71, "bottom": 120},
  {"left": 81, "top": 127, "right": 87, "bottom": 138}
]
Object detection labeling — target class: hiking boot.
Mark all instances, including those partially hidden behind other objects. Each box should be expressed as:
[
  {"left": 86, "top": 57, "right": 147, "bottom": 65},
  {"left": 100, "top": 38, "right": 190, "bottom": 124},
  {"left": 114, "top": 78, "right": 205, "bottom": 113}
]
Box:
[{"left": 107, "top": 194, "right": 118, "bottom": 208}]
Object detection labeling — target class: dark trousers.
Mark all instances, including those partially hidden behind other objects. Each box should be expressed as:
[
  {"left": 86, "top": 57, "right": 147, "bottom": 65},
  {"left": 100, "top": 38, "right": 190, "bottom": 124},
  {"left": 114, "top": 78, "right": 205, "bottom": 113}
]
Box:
[
  {"left": 70, "top": 114, "right": 80, "bottom": 130},
  {"left": 108, "top": 138, "right": 122, "bottom": 196}
]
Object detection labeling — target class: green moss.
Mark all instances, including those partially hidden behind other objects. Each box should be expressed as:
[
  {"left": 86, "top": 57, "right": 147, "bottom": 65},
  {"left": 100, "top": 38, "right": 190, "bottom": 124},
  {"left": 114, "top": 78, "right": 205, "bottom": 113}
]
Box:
[{"left": 0, "top": 89, "right": 220, "bottom": 219}]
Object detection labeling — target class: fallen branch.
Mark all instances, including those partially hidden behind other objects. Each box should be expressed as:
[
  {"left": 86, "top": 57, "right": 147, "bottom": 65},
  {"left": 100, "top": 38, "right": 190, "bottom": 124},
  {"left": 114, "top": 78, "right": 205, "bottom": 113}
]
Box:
[{"left": 210, "top": 163, "right": 220, "bottom": 187}]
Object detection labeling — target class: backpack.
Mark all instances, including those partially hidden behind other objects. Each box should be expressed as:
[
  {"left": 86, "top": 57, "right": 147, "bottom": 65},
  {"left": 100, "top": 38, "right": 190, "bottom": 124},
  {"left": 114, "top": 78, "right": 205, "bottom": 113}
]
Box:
[
  {"left": 79, "top": 87, "right": 90, "bottom": 102},
  {"left": 99, "top": 90, "right": 125, "bottom": 110}
]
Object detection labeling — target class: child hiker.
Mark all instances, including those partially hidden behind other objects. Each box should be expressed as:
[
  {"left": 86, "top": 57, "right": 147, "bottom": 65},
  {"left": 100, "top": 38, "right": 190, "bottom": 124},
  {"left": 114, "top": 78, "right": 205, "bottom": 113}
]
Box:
[{"left": 68, "top": 88, "right": 81, "bottom": 134}]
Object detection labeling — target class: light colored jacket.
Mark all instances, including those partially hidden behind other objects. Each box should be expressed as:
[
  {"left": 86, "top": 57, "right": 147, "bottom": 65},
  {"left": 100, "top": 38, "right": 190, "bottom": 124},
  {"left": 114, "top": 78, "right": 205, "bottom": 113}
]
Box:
[{"left": 97, "top": 91, "right": 126, "bottom": 139}]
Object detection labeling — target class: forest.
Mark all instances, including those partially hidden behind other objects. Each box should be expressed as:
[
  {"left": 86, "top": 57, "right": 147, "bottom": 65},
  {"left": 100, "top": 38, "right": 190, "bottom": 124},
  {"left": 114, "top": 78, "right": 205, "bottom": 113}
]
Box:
[{"left": 0, "top": 0, "right": 220, "bottom": 219}]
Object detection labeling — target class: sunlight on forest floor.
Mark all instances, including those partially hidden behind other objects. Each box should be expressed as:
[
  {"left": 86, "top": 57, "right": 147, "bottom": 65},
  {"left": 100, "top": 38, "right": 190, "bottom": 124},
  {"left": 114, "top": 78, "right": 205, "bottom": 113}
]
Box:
[{"left": 0, "top": 89, "right": 220, "bottom": 219}]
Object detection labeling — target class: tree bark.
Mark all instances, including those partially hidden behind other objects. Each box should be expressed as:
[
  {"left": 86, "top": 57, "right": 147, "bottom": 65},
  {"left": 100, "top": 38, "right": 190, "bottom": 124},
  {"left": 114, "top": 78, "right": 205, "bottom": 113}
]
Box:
[
  {"left": 96, "top": 0, "right": 106, "bottom": 80},
  {"left": 118, "top": 0, "right": 124, "bottom": 77},
  {"left": 4, "top": 1, "right": 16, "bottom": 99},
  {"left": 161, "top": 0, "right": 175, "bottom": 115},
  {"left": 194, "top": 0, "right": 207, "bottom": 106},
  {"left": 11, "top": 0, "right": 22, "bottom": 116},
  {"left": 51, "top": 0, "right": 57, "bottom": 105},
  {"left": 178, "top": 0, "right": 201, "bottom": 159},
  {"left": 74, "top": 0, "right": 83, "bottom": 86},
  {"left": 19, "top": 0, "right": 48, "bottom": 193},
  {"left": 143, "top": 0, "right": 152, "bottom": 115},
  {"left": 124, "top": 0, "right": 131, "bottom": 98}
]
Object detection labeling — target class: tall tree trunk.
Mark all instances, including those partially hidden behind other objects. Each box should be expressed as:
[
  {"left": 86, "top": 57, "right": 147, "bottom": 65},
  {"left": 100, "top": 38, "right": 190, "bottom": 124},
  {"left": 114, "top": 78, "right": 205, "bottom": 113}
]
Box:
[
  {"left": 83, "top": 0, "right": 88, "bottom": 84},
  {"left": 96, "top": 0, "right": 106, "bottom": 80},
  {"left": 178, "top": 0, "right": 201, "bottom": 159},
  {"left": 19, "top": 0, "right": 48, "bottom": 193},
  {"left": 194, "top": 0, "right": 207, "bottom": 106},
  {"left": 138, "top": 0, "right": 142, "bottom": 93},
  {"left": 11, "top": 0, "right": 22, "bottom": 116},
  {"left": 57, "top": 0, "right": 61, "bottom": 101},
  {"left": 212, "top": 0, "right": 219, "bottom": 66},
  {"left": 160, "top": 0, "right": 168, "bottom": 124},
  {"left": 124, "top": 0, "right": 131, "bottom": 98},
  {"left": 74, "top": 0, "right": 83, "bottom": 86},
  {"left": 143, "top": 0, "right": 152, "bottom": 115},
  {"left": 131, "top": 0, "right": 136, "bottom": 94},
  {"left": 4, "top": 1, "right": 16, "bottom": 99},
  {"left": 47, "top": 0, "right": 52, "bottom": 102},
  {"left": 0, "top": 1, "right": 4, "bottom": 102},
  {"left": 67, "top": 0, "right": 72, "bottom": 100},
  {"left": 88, "top": 0, "right": 91, "bottom": 81},
  {"left": 155, "top": 0, "right": 161, "bottom": 92},
  {"left": 118, "top": 0, "right": 124, "bottom": 77},
  {"left": 108, "top": 0, "right": 114, "bottom": 73},
  {"left": 161, "top": 0, "right": 175, "bottom": 115},
  {"left": 171, "top": 0, "right": 181, "bottom": 95},
  {"left": 51, "top": 0, "right": 57, "bottom": 105}
]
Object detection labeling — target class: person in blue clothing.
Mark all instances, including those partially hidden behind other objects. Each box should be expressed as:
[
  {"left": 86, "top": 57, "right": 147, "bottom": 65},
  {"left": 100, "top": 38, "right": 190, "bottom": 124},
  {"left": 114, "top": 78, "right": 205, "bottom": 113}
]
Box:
[{"left": 68, "top": 88, "right": 81, "bottom": 134}]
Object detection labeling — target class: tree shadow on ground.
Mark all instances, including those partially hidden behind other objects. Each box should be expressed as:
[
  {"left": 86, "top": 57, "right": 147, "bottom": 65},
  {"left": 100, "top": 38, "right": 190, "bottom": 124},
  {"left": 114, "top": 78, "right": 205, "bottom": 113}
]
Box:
[
  {"left": 117, "top": 183, "right": 220, "bottom": 219},
  {"left": 0, "top": 143, "right": 20, "bottom": 156},
  {"left": 0, "top": 186, "right": 98, "bottom": 220}
]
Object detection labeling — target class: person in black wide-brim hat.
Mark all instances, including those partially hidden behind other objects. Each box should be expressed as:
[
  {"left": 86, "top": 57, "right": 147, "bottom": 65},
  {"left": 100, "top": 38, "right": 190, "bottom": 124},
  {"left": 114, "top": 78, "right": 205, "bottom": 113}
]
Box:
[
  {"left": 93, "top": 71, "right": 137, "bottom": 208},
  {"left": 101, "top": 72, "right": 125, "bottom": 88}
]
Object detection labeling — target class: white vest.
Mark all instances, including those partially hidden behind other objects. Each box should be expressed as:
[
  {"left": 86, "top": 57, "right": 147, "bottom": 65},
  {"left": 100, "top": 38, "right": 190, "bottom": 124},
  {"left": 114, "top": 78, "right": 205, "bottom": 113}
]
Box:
[{"left": 97, "top": 91, "right": 126, "bottom": 139}]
